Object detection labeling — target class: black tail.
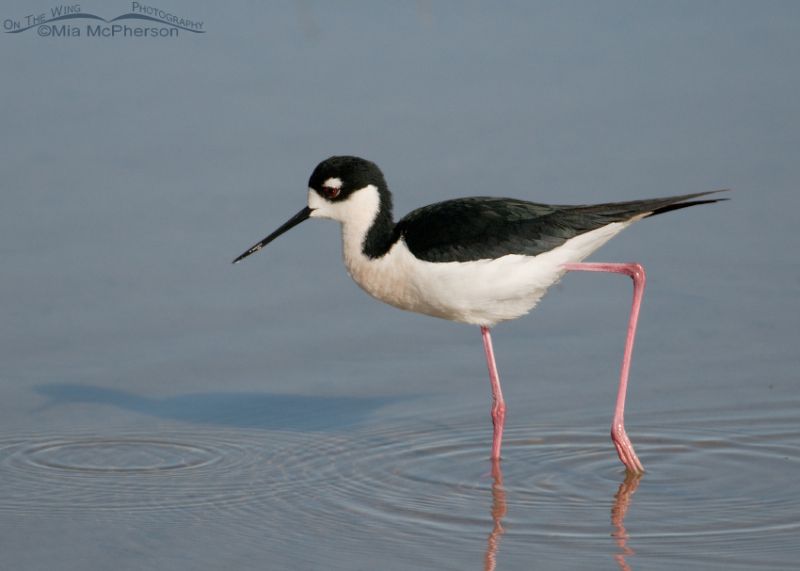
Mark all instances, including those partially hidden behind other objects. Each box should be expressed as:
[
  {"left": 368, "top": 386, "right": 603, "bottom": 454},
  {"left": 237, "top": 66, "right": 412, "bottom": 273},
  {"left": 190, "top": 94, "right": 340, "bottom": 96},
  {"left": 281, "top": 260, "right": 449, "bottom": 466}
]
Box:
[
  {"left": 570, "top": 189, "right": 730, "bottom": 224},
  {"left": 646, "top": 189, "right": 730, "bottom": 218}
]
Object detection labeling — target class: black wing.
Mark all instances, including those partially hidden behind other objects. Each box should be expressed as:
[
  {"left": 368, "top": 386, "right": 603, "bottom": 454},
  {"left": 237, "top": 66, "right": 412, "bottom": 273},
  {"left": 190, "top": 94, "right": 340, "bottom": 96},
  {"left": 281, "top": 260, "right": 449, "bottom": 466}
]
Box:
[{"left": 395, "top": 191, "right": 727, "bottom": 263}]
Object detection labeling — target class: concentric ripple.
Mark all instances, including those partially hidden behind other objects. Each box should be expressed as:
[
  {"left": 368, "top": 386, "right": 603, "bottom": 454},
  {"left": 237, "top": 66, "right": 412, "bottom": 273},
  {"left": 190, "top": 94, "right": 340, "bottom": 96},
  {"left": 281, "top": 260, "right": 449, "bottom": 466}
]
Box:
[
  {"left": 262, "top": 401, "right": 800, "bottom": 556},
  {"left": 24, "top": 439, "right": 217, "bottom": 473},
  {"left": 0, "top": 430, "right": 349, "bottom": 513},
  {"left": 1, "top": 400, "right": 798, "bottom": 567}
]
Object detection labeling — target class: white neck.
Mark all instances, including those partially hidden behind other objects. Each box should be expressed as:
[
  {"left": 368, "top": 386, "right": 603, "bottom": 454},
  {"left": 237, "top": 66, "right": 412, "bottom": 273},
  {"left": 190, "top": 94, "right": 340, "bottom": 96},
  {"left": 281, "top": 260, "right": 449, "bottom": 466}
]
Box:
[{"left": 308, "top": 184, "right": 383, "bottom": 264}]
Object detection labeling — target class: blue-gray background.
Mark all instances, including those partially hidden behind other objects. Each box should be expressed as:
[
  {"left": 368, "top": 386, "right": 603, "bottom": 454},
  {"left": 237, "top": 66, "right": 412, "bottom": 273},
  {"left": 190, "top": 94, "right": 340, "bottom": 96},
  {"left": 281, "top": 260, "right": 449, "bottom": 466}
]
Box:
[{"left": 1, "top": 2, "right": 798, "bottom": 570}]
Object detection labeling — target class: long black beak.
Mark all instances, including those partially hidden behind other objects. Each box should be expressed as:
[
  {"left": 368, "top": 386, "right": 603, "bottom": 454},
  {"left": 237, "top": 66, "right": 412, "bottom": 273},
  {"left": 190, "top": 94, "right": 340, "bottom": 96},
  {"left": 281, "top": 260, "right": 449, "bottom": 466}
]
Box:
[{"left": 232, "top": 206, "right": 312, "bottom": 264}]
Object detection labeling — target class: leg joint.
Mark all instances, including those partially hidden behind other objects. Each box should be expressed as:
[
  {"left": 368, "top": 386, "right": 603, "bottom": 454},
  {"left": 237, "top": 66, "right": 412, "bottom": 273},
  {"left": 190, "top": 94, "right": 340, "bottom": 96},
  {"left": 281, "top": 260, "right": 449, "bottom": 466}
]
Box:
[
  {"left": 626, "top": 263, "right": 646, "bottom": 283},
  {"left": 562, "top": 262, "right": 646, "bottom": 282}
]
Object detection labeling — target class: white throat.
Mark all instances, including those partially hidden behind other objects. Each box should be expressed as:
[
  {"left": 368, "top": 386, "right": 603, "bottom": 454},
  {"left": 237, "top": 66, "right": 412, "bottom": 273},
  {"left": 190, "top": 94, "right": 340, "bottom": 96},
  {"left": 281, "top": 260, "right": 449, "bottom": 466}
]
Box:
[
  {"left": 307, "top": 184, "right": 383, "bottom": 260},
  {"left": 306, "top": 184, "right": 414, "bottom": 308}
]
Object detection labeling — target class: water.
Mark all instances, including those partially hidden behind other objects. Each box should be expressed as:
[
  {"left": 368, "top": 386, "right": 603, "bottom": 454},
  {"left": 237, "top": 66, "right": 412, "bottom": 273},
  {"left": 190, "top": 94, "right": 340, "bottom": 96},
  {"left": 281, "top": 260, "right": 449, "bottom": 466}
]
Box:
[
  {"left": 2, "top": 2, "right": 799, "bottom": 569},
  {"left": 1, "top": 398, "right": 798, "bottom": 569}
]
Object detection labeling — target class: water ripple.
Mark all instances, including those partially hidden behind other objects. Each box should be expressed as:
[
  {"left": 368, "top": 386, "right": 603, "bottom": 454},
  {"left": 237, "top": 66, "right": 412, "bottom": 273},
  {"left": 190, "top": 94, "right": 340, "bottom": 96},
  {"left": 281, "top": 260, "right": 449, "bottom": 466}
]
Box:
[
  {"left": 0, "top": 401, "right": 797, "bottom": 568},
  {"left": 0, "top": 431, "right": 330, "bottom": 512},
  {"left": 264, "top": 417, "right": 800, "bottom": 543}
]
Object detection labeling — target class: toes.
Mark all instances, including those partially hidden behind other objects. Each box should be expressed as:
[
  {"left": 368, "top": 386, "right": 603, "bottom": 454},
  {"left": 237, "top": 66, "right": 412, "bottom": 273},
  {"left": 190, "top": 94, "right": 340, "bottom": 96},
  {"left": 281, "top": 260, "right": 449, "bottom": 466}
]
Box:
[{"left": 613, "top": 432, "right": 644, "bottom": 474}]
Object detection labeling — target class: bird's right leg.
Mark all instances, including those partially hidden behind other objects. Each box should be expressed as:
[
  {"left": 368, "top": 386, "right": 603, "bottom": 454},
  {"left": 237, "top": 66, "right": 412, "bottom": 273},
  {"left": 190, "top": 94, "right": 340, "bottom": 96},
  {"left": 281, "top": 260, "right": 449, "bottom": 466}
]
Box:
[
  {"left": 481, "top": 326, "right": 506, "bottom": 460},
  {"left": 563, "top": 262, "right": 646, "bottom": 474}
]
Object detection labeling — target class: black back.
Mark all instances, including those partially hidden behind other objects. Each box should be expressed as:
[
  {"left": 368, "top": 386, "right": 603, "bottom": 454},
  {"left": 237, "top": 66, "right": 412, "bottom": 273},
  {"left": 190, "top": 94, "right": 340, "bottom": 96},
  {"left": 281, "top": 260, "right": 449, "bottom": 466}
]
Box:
[{"left": 395, "top": 192, "right": 726, "bottom": 262}]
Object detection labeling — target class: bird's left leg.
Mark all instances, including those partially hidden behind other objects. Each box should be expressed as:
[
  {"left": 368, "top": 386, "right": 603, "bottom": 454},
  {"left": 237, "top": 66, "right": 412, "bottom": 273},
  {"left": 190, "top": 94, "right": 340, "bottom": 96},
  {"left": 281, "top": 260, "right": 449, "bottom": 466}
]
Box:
[
  {"left": 481, "top": 326, "right": 506, "bottom": 460},
  {"left": 562, "top": 262, "right": 646, "bottom": 474}
]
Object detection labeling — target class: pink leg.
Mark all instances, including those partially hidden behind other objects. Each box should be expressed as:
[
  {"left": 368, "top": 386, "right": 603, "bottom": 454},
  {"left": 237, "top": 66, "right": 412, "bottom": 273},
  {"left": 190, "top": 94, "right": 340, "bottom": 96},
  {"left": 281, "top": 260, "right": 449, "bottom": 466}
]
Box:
[
  {"left": 481, "top": 326, "right": 506, "bottom": 460},
  {"left": 562, "top": 262, "right": 646, "bottom": 474}
]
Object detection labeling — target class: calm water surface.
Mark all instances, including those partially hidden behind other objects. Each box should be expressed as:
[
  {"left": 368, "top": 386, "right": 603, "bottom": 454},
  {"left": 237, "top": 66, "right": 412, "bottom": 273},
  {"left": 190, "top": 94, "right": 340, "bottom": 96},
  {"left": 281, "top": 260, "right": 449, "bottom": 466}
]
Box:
[{"left": 2, "top": 2, "right": 799, "bottom": 569}]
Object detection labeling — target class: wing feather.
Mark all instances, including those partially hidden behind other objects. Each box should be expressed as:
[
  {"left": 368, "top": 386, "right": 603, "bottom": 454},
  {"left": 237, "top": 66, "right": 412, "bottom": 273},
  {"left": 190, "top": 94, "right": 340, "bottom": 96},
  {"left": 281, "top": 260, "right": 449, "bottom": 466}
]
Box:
[{"left": 396, "top": 191, "right": 727, "bottom": 262}]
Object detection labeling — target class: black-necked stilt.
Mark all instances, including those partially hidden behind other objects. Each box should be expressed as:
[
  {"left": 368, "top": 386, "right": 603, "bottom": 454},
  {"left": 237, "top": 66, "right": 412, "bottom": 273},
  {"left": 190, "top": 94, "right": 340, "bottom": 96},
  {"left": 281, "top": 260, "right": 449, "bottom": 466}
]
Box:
[{"left": 234, "top": 155, "right": 727, "bottom": 473}]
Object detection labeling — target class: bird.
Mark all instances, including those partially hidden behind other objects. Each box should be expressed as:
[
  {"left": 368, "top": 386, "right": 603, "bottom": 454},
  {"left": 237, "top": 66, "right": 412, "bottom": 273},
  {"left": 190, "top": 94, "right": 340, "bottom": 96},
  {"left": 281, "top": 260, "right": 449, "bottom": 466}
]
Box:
[{"left": 233, "top": 155, "right": 727, "bottom": 473}]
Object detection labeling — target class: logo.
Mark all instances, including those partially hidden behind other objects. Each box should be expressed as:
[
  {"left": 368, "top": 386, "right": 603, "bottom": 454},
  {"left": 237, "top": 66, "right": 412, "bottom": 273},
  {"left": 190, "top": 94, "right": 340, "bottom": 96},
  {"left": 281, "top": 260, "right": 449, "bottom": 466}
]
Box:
[{"left": 3, "top": 2, "right": 204, "bottom": 38}]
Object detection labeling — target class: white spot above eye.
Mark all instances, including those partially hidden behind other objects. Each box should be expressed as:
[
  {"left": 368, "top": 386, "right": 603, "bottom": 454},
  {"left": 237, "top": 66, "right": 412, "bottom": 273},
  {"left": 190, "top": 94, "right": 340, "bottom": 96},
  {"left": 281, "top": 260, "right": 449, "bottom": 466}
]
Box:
[
  {"left": 308, "top": 184, "right": 380, "bottom": 223},
  {"left": 323, "top": 177, "right": 342, "bottom": 189}
]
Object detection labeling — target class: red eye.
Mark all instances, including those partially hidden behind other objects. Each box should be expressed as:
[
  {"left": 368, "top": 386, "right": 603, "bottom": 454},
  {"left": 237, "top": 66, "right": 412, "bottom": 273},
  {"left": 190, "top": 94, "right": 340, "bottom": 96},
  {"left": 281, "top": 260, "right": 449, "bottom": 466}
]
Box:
[{"left": 321, "top": 185, "right": 341, "bottom": 199}]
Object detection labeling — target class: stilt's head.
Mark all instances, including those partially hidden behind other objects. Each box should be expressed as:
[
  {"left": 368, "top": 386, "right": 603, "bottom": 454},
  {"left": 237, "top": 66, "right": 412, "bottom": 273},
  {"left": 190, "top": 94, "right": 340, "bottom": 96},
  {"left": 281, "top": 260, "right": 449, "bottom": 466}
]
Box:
[
  {"left": 306, "top": 156, "right": 390, "bottom": 223},
  {"left": 232, "top": 156, "right": 392, "bottom": 264}
]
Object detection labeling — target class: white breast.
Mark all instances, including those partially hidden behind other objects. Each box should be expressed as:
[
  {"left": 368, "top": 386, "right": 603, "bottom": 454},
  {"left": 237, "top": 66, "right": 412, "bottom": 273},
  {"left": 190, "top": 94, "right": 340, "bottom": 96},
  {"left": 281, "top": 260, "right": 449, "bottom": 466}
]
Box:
[{"left": 344, "top": 221, "right": 636, "bottom": 327}]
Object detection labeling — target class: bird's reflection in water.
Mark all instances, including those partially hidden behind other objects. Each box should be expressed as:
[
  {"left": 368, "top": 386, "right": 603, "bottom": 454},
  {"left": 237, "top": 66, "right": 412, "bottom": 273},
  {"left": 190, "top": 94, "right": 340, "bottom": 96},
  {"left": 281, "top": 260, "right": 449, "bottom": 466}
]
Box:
[
  {"left": 483, "top": 460, "right": 506, "bottom": 571},
  {"left": 611, "top": 472, "right": 642, "bottom": 571},
  {"left": 481, "top": 463, "right": 642, "bottom": 571}
]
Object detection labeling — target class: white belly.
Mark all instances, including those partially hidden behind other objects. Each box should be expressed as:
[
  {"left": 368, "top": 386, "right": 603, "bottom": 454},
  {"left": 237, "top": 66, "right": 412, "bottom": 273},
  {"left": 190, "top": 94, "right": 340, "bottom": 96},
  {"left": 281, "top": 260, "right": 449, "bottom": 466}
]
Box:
[{"left": 341, "top": 220, "right": 635, "bottom": 327}]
